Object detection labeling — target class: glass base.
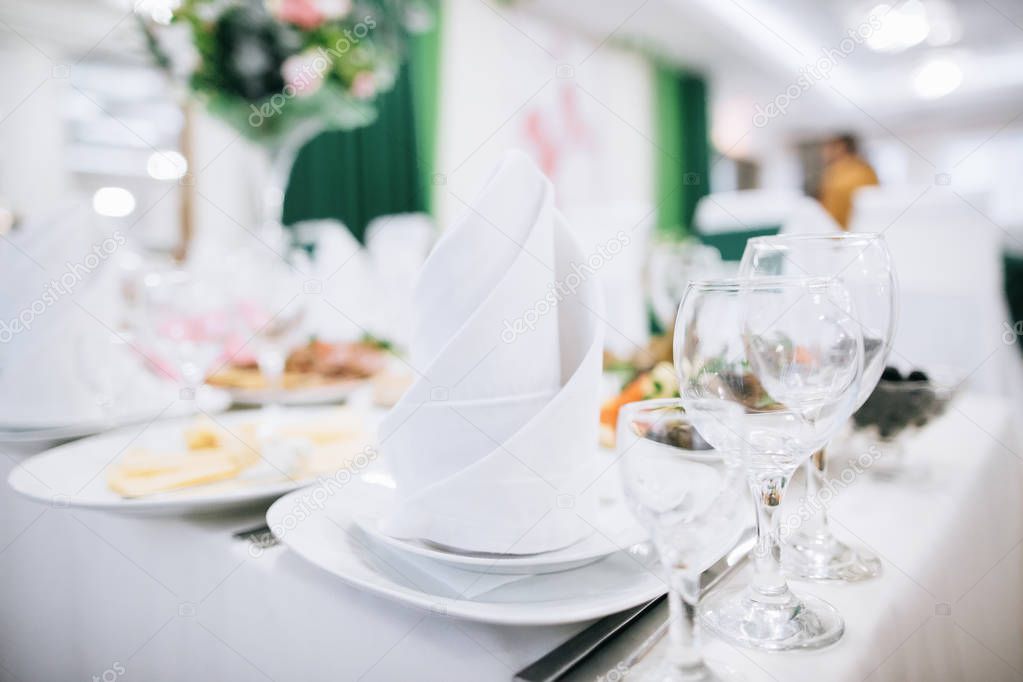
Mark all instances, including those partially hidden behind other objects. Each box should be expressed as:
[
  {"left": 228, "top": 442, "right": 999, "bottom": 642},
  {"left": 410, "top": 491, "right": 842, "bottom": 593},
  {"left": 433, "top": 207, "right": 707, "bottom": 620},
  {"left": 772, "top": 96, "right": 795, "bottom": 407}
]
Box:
[
  {"left": 699, "top": 586, "right": 844, "bottom": 651},
  {"left": 783, "top": 532, "right": 882, "bottom": 582}
]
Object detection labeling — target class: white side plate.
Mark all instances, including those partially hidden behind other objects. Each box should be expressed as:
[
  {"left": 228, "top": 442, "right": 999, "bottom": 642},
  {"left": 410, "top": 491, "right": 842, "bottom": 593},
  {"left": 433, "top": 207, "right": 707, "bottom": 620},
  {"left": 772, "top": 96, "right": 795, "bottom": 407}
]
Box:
[{"left": 7, "top": 406, "right": 378, "bottom": 515}]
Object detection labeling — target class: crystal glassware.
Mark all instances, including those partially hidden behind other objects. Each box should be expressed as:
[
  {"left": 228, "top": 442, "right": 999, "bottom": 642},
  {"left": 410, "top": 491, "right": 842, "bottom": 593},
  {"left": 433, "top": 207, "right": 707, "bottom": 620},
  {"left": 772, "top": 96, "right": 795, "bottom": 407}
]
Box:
[
  {"left": 617, "top": 399, "right": 748, "bottom": 681},
  {"left": 75, "top": 329, "right": 144, "bottom": 422},
  {"left": 675, "top": 277, "right": 863, "bottom": 651},
  {"left": 647, "top": 238, "right": 723, "bottom": 333},
  {"left": 739, "top": 234, "right": 896, "bottom": 581},
  {"left": 142, "top": 268, "right": 235, "bottom": 402},
  {"left": 231, "top": 251, "right": 308, "bottom": 406}
]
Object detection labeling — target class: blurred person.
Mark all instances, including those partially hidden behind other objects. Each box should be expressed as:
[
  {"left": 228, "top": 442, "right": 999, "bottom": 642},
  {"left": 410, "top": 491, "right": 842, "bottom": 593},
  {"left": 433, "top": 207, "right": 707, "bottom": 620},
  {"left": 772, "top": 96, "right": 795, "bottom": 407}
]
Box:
[{"left": 818, "top": 134, "right": 878, "bottom": 229}]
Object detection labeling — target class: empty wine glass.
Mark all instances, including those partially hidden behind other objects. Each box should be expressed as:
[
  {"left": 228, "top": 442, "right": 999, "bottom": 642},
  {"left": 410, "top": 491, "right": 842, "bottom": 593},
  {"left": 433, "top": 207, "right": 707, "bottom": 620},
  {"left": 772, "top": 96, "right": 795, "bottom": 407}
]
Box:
[
  {"left": 675, "top": 277, "right": 863, "bottom": 651},
  {"left": 142, "top": 269, "right": 234, "bottom": 402},
  {"left": 618, "top": 399, "right": 748, "bottom": 681},
  {"left": 739, "top": 234, "right": 896, "bottom": 581},
  {"left": 231, "top": 251, "right": 308, "bottom": 405},
  {"left": 75, "top": 330, "right": 144, "bottom": 422},
  {"left": 647, "top": 238, "right": 723, "bottom": 333}
]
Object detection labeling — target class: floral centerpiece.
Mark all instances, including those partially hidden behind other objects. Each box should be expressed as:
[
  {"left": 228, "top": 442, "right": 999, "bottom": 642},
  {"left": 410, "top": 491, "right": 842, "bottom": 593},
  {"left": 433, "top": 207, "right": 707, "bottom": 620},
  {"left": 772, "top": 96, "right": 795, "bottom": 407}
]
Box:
[
  {"left": 141, "top": 0, "right": 430, "bottom": 142},
  {"left": 138, "top": 0, "right": 432, "bottom": 247}
]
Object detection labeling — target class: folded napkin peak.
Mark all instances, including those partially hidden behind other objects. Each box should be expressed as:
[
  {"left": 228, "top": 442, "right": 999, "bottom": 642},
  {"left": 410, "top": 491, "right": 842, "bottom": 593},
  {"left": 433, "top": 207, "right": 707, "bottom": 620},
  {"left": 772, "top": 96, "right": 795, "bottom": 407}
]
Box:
[{"left": 377, "top": 150, "right": 605, "bottom": 555}]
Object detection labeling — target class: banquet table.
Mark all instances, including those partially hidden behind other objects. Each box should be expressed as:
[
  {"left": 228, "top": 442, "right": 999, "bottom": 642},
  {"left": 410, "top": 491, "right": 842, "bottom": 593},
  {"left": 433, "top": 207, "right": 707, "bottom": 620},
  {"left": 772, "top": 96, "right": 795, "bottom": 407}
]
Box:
[{"left": 2, "top": 394, "right": 1022, "bottom": 682}]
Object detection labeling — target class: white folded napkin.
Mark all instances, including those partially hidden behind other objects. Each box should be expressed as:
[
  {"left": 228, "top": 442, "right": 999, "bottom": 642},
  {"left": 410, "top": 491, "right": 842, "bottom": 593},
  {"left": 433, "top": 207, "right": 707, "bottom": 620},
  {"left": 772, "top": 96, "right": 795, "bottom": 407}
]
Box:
[{"left": 377, "top": 150, "right": 605, "bottom": 555}]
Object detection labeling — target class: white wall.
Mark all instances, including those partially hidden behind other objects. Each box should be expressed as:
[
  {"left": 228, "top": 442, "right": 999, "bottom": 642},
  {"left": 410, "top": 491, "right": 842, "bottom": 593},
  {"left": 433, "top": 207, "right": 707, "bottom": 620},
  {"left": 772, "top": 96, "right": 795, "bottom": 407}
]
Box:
[
  {"left": 433, "top": 0, "right": 655, "bottom": 228},
  {"left": 0, "top": 41, "right": 69, "bottom": 218}
]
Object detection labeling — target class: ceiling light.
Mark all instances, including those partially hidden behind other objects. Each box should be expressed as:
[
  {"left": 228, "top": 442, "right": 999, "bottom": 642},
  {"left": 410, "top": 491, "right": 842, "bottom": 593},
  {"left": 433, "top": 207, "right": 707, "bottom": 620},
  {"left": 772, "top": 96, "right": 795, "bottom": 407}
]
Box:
[
  {"left": 146, "top": 150, "right": 188, "bottom": 180},
  {"left": 92, "top": 187, "right": 136, "bottom": 217},
  {"left": 913, "top": 58, "right": 963, "bottom": 99},
  {"left": 866, "top": 1, "right": 930, "bottom": 53}
]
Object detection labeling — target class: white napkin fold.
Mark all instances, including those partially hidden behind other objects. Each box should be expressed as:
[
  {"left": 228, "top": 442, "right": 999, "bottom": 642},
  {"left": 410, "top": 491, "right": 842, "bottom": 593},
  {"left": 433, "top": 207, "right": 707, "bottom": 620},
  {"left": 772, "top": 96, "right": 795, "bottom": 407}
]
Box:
[{"left": 377, "top": 150, "right": 605, "bottom": 555}]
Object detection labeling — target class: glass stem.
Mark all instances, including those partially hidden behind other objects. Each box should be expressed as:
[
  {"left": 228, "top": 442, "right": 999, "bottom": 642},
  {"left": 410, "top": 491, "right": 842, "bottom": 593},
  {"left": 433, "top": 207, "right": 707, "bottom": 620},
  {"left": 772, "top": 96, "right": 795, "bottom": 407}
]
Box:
[
  {"left": 800, "top": 448, "right": 832, "bottom": 540},
  {"left": 749, "top": 471, "right": 791, "bottom": 601},
  {"left": 257, "top": 348, "right": 286, "bottom": 437},
  {"left": 666, "top": 567, "right": 709, "bottom": 680}
]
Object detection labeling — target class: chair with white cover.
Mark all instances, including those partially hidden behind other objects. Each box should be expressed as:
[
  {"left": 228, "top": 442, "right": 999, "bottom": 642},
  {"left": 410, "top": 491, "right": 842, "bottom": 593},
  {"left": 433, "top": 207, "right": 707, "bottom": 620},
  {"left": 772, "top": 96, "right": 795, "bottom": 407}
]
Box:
[
  {"left": 364, "top": 213, "right": 437, "bottom": 350},
  {"left": 693, "top": 189, "right": 840, "bottom": 261},
  {"left": 849, "top": 185, "right": 1009, "bottom": 394},
  {"left": 292, "top": 219, "right": 377, "bottom": 342},
  {"left": 562, "top": 201, "right": 653, "bottom": 358}
]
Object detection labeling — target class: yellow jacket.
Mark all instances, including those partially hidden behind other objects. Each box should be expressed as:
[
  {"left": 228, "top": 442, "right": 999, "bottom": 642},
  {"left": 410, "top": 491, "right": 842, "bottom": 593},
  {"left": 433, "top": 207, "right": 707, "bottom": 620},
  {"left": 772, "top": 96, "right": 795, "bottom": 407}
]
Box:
[{"left": 819, "top": 156, "right": 879, "bottom": 229}]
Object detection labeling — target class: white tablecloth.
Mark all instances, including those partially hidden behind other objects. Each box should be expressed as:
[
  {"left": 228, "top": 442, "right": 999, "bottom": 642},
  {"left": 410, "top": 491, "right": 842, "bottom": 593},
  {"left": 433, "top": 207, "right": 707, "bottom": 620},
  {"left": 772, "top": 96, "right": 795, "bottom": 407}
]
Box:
[{"left": 1, "top": 394, "right": 1021, "bottom": 682}]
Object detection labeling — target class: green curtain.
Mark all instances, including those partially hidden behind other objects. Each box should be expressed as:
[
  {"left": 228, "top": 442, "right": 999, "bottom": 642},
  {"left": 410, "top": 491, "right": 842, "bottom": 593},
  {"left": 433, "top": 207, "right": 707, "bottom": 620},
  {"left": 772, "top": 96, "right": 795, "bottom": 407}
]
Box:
[
  {"left": 408, "top": 19, "right": 442, "bottom": 215},
  {"left": 282, "top": 16, "right": 442, "bottom": 243},
  {"left": 1005, "top": 252, "right": 1023, "bottom": 357},
  {"left": 699, "top": 225, "right": 781, "bottom": 261},
  {"left": 653, "top": 65, "right": 710, "bottom": 237}
]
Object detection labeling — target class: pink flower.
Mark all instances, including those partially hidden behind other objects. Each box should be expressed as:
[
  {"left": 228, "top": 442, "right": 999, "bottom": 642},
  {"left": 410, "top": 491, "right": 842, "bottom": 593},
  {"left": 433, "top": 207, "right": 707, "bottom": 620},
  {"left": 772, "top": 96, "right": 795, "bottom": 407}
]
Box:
[
  {"left": 351, "top": 72, "right": 376, "bottom": 99},
  {"left": 282, "top": 51, "right": 327, "bottom": 96},
  {"left": 272, "top": 0, "right": 325, "bottom": 29},
  {"left": 268, "top": 0, "right": 350, "bottom": 27}
]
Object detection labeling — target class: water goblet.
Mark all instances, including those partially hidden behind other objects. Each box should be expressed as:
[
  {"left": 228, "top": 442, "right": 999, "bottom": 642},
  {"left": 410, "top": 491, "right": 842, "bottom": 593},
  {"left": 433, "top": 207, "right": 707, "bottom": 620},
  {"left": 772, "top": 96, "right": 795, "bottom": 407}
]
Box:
[
  {"left": 739, "top": 234, "right": 896, "bottom": 581},
  {"left": 618, "top": 399, "right": 748, "bottom": 681},
  {"left": 676, "top": 277, "right": 863, "bottom": 651}
]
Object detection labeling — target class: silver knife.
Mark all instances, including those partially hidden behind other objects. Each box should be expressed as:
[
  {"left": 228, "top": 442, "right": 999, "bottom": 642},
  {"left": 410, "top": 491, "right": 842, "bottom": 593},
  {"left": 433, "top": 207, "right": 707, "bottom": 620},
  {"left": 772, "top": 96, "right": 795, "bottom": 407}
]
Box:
[{"left": 513, "top": 528, "right": 756, "bottom": 682}]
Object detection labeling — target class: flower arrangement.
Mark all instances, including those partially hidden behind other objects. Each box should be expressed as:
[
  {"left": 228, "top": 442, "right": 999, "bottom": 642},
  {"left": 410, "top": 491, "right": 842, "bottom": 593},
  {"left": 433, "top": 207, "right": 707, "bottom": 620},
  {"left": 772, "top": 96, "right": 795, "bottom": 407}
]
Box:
[{"left": 140, "top": 0, "right": 432, "bottom": 142}]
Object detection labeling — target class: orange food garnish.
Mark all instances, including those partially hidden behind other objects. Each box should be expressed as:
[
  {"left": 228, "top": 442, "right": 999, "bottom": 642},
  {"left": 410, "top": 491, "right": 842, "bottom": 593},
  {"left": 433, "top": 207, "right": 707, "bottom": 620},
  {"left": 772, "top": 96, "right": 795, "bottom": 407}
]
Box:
[
  {"left": 599, "top": 375, "right": 649, "bottom": 430},
  {"left": 794, "top": 345, "right": 816, "bottom": 365}
]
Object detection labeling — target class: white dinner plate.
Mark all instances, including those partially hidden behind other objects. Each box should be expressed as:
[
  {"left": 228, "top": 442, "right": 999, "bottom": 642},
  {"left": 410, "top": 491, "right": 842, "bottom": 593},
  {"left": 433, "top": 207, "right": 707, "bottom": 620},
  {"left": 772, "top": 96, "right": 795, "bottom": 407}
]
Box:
[
  {"left": 7, "top": 406, "right": 381, "bottom": 515},
  {"left": 225, "top": 379, "right": 366, "bottom": 407},
  {"left": 267, "top": 466, "right": 663, "bottom": 625},
  {"left": 0, "top": 388, "right": 231, "bottom": 445}
]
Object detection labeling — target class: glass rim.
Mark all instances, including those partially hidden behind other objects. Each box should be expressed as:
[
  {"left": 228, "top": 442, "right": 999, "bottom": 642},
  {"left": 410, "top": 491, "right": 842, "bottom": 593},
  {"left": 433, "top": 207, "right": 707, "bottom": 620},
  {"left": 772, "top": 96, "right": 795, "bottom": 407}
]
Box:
[
  {"left": 684, "top": 275, "right": 839, "bottom": 291},
  {"left": 745, "top": 232, "right": 885, "bottom": 248}
]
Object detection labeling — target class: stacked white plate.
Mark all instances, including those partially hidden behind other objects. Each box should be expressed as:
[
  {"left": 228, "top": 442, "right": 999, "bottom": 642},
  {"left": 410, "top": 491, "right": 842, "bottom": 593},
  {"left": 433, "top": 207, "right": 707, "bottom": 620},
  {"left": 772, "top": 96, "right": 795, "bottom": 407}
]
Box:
[{"left": 266, "top": 452, "right": 664, "bottom": 625}]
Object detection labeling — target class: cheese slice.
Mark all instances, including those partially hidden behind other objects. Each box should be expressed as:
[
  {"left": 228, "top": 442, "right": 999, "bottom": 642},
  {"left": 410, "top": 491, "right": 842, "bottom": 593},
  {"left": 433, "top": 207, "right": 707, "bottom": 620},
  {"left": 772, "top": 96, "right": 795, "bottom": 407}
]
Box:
[{"left": 107, "top": 448, "right": 247, "bottom": 498}]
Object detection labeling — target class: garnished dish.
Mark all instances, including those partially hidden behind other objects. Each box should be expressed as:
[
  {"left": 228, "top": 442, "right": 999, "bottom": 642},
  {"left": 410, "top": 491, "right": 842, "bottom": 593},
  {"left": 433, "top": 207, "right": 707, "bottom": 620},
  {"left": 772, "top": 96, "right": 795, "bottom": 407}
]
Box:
[
  {"left": 106, "top": 410, "right": 371, "bottom": 498},
  {"left": 599, "top": 362, "right": 678, "bottom": 447},
  {"left": 599, "top": 355, "right": 784, "bottom": 448},
  {"left": 208, "top": 338, "right": 388, "bottom": 392}
]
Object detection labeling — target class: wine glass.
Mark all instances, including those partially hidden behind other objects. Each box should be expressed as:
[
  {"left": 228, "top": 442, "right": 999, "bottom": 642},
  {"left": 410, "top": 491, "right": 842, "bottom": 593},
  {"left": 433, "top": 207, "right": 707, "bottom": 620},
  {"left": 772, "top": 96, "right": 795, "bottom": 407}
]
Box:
[
  {"left": 739, "top": 234, "right": 896, "bottom": 581},
  {"left": 675, "top": 277, "right": 863, "bottom": 651},
  {"left": 75, "top": 330, "right": 146, "bottom": 423},
  {"left": 142, "top": 269, "right": 234, "bottom": 403},
  {"left": 647, "top": 238, "right": 723, "bottom": 333},
  {"left": 231, "top": 251, "right": 308, "bottom": 404},
  {"left": 617, "top": 399, "right": 748, "bottom": 682}
]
